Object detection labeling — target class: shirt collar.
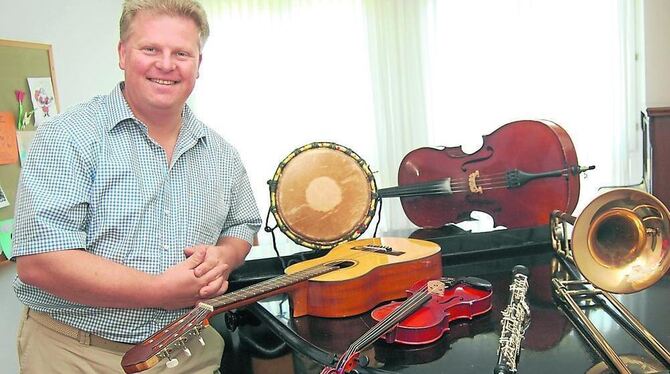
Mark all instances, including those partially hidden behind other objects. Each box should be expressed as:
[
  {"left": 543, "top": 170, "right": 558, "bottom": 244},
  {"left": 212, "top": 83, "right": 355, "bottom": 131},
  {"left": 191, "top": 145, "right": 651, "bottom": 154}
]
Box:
[{"left": 105, "top": 82, "right": 208, "bottom": 142}]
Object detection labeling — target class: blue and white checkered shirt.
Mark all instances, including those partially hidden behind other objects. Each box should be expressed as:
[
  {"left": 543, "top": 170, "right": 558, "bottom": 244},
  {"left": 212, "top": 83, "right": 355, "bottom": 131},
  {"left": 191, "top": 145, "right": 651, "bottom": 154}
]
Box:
[{"left": 12, "top": 82, "right": 262, "bottom": 343}]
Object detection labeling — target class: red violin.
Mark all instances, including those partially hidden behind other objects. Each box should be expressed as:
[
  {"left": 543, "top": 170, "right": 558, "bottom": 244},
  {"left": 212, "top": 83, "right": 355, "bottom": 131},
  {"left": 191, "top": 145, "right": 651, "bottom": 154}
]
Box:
[
  {"left": 377, "top": 120, "right": 594, "bottom": 229},
  {"left": 321, "top": 276, "right": 493, "bottom": 374}
]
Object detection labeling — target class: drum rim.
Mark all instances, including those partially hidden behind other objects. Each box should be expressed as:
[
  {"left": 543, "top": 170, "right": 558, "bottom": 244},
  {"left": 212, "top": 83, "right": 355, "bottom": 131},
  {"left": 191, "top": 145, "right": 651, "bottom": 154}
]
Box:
[{"left": 268, "top": 142, "right": 378, "bottom": 250}]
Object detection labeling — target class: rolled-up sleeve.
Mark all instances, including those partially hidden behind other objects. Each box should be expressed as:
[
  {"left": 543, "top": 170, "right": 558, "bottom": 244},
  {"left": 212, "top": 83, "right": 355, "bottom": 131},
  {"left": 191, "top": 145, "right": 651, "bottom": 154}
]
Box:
[{"left": 11, "top": 119, "right": 92, "bottom": 258}]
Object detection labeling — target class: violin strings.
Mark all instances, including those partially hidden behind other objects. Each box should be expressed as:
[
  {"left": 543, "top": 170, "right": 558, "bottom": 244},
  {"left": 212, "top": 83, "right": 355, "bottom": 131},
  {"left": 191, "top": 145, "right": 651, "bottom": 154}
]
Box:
[
  {"left": 340, "top": 301, "right": 429, "bottom": 369},
  {"left": 338, "top": 287, "right": 483, "bottom": 369},
  {"left": 344, "top": 285, "right": 434, "bottom": 357},
  {"left": 344, "top": 287, "right": 430, "bottom": 355}
]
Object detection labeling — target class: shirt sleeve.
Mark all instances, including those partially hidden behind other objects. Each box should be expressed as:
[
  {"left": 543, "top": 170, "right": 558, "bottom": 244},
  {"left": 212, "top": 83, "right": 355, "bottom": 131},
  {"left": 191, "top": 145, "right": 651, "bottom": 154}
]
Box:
[
  {"left": 11, "top": 119, "right": 92, "bottom": 258},
  {"left": 219, "top": 152, "right": 262, "bottom": 245}
]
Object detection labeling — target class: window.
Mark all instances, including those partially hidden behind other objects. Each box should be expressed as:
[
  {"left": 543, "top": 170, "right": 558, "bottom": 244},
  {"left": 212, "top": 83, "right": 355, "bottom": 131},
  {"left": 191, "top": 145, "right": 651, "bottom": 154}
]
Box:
[{"left": 194, "top": 0, "right": 638, "bottom": 257}]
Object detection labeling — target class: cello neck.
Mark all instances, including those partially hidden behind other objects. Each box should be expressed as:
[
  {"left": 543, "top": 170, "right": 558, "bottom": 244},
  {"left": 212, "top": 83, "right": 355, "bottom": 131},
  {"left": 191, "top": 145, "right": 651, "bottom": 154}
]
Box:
[
  {"left": 378, "top": 165, "right": 595, "bottom": 199},
  {"left": 377, "top": 179, "right": 453, "bottom": 198}
]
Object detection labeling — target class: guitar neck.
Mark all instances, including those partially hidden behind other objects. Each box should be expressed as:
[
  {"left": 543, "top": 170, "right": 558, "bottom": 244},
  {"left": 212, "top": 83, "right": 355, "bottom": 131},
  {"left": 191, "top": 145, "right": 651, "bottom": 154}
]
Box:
[
  {"left": 202, "top": 264, "right": 336, "bottom": 313},
  {"left": 377, "top": 179, "right": 453, "bottom": 198}
]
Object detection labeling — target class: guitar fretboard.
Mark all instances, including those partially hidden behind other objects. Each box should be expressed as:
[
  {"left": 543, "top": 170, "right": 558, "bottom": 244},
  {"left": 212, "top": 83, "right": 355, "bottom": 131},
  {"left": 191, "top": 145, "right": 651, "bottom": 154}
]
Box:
[{"left": 203, "top": 263, "right": 338, "bottom": 309}]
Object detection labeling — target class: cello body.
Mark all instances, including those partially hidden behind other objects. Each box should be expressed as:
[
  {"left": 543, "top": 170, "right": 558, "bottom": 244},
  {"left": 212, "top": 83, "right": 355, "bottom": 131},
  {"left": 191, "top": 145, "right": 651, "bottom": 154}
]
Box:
[{"left": 394, "top": 120, "right": 581, "bottom": 228}]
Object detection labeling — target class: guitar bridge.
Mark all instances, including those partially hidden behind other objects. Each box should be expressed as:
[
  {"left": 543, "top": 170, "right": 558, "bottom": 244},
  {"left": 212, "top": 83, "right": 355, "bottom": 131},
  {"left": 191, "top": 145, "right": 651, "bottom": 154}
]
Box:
[{"left": 352, "top": 245, "right": 405, "bottom": 256}]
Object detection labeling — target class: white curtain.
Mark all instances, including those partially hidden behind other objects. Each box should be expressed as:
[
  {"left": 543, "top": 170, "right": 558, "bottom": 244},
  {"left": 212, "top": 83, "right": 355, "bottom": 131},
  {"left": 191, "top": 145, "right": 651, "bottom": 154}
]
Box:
[
  {"left": 193, "top": 0, "right": 638, "bottom": 256},
  {"left": 194, "top": 0, "right": 377, "bottom": 256},
  {"left": 424, "top": 0, "right": 639, "bottom": 215},
  {"left": 363, "top": 0, "right": 432, "bottom": 231}
]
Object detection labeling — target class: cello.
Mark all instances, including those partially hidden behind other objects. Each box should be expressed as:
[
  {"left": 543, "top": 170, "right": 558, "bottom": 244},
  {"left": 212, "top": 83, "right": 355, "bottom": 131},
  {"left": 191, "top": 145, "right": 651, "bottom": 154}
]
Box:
[
  {"left": 377, "top": 120, "right": 594, "bottom": 229},
  {"left": 321, "top": 276, "right": 493, "bottom": 374}
]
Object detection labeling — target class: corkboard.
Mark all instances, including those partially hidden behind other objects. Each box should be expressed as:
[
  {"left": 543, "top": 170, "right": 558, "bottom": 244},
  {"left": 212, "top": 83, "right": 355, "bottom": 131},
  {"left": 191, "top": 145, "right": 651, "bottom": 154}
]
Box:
[{"left": 0, "top": 39, "right": 60, "bottom": 260}]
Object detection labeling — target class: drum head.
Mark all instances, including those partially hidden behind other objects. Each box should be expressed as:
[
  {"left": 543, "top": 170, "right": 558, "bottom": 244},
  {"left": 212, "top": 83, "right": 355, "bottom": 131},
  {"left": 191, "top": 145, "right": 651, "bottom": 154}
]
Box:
[{"left": 269, "top": 143, "right": 377, "bottom": 249}]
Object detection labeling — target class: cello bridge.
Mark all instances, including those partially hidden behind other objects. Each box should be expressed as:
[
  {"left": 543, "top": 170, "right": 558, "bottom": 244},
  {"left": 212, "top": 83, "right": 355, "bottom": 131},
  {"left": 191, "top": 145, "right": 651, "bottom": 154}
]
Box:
[{"left": 468, "top": 170, "right": 483, "bottom": 194}]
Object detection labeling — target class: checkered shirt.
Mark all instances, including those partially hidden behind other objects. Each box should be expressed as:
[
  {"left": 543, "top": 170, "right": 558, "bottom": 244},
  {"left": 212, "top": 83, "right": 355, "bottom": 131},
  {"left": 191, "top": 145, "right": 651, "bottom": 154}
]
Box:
[{"left": 12, "top": 83, "right": 262, "bottom": 343}]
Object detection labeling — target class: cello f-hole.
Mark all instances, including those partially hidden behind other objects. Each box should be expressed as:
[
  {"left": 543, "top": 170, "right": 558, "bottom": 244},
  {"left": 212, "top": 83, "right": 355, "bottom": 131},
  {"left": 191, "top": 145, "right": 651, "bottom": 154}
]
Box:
[{"left": 460, "top": 146, "right": 494, "bottom": 172}]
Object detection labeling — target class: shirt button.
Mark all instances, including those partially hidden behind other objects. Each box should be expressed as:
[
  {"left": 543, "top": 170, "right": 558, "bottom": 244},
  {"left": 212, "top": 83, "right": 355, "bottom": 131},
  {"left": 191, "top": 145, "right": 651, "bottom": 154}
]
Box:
[
  {"left": 163, "top": 208, "right": 169, "bottom": 215},
  {"left": 162, "top": 244, "right": 169, "bottom": 250}
]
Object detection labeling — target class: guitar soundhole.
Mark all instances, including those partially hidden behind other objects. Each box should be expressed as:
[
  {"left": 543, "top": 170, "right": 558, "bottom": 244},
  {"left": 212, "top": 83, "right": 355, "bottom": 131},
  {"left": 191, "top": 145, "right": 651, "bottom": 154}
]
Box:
[{"left": 328, "top": 260, "right": 356, "bottom": 269}]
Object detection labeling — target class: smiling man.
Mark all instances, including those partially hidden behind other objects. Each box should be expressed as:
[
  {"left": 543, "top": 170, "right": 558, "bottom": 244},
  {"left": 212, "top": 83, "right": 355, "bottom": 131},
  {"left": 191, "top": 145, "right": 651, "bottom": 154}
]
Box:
[{"left": 11, "top": 1, "right": 261, "bottom": 373}]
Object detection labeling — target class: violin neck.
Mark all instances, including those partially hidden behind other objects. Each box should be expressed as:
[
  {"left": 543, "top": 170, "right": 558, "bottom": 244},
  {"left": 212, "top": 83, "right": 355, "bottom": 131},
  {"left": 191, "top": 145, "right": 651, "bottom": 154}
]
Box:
[{"left": 377, "top": 179, "right": 453, "bottom": 198}]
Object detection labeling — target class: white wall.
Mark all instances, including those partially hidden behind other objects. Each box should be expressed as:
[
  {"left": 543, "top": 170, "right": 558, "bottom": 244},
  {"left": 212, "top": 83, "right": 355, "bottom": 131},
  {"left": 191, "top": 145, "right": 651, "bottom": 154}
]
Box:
[
  {"left": 0, "top": 1, "right": 669, "bottom": 373},
  {"left": 0, "top": 1, "right": 122, "bottom": 373},
  {"left": 644, "top": 0, "right": 670, "bottom": 107},
  {"left": 1, "top": 0, "right": 123, "bottom": 110}
]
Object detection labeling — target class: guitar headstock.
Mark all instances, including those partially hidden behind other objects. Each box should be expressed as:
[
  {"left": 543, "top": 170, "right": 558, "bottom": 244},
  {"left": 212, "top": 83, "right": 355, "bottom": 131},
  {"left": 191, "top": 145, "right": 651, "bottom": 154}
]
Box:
[{"left": 121, "top": 303, "right": 213, "bottom": 373}]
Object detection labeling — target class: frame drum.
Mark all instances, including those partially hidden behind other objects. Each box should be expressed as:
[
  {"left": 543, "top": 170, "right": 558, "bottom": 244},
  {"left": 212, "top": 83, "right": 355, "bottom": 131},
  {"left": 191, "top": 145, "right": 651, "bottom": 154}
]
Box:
[{"left": 269, "top": 142, "right": 377, "bottom": 249}]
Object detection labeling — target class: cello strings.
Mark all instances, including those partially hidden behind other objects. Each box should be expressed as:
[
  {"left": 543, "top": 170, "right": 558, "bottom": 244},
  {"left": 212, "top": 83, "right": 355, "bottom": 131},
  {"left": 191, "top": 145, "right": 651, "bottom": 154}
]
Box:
[
  {"left": 386, "top": 175, "right": 509, "bottom": 195},
  {"left": 391, "top": 171, "right": 569, "bottom": 196}
]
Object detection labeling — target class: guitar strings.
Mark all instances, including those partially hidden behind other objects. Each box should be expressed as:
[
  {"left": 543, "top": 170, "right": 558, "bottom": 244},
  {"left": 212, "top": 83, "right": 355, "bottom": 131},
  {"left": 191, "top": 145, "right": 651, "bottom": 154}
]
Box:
[{"left": 148, "top": 244, "right": 429, "bottom": 353}]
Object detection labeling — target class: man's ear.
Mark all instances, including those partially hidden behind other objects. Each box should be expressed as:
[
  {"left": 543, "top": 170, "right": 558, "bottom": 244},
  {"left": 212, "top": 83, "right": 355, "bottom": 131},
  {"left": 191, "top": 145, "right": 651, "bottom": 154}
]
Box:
[
  {"left": 118, "top": 41, "right": 127, "bottom": 70},
  {"left": 197, "top": 54, "right": 203, "bottom": 79}
]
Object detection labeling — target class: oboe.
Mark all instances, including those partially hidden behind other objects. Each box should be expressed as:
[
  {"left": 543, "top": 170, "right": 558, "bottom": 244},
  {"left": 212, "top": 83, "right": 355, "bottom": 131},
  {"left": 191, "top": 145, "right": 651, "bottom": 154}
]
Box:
[{"left": 494, "top": 265, "right": 531, "bottom": 374}]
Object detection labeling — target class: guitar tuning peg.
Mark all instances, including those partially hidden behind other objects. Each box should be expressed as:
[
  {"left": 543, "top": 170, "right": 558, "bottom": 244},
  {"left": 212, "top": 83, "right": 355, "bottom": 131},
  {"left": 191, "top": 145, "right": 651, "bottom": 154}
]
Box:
[
  {"left": 166, "top": 358, "right": 179, "bottom": 369},
  {"left": 183, "top": 347, "right": 192, "bottom": 357}
]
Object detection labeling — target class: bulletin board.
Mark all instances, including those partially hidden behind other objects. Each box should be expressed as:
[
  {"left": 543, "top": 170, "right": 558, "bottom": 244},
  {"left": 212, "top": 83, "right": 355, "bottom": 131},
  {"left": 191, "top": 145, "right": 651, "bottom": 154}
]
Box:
[{"left": 0, "top": 39, "right": 60, "bottom": 261}]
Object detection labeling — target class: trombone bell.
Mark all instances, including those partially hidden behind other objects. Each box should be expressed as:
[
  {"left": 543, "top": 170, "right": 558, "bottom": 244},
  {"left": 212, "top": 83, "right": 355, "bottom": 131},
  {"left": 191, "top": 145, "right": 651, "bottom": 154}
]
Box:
[
  {"left": 551, "top": 188, "right": 670, "bottom": 373},
  {"left": 572, "top": 188, "right": 670, "bottom": 293}
]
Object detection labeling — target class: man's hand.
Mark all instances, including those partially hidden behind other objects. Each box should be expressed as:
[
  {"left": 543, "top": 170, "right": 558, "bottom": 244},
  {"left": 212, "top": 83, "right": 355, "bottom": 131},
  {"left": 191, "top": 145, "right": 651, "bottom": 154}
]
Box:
[
  {"left": 154, "top": 249, "right": 228, "bottom": 310},
  {"left": 184, "top": 245, "right": 232, "bottom": 298},
  {"left": 184, "top": 237, "right": 252, "bottom": 299}
]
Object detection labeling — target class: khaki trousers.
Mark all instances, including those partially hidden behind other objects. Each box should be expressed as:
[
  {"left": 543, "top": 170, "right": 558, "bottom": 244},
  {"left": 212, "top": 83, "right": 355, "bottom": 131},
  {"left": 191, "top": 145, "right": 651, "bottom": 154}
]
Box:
[{"left": 17, "top": 308, "right": 224, "bottom": 374}]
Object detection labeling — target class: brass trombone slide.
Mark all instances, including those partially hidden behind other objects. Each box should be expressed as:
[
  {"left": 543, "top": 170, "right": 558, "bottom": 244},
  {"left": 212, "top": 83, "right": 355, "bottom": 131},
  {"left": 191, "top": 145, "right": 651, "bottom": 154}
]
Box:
[{"left": 550, "top": 188, "right": 670, "bottom": 374}]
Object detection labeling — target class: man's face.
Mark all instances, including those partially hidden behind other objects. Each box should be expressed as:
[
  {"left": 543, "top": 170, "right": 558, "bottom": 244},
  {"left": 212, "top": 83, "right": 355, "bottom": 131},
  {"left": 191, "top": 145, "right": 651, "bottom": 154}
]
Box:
[{"left": 118, "top": 11, "right": 201, "bottom": 117}]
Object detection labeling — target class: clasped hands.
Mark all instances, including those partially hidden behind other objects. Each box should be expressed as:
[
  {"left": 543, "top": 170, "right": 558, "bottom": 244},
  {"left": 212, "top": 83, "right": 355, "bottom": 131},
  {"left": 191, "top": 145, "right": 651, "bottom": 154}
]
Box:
[{"left": 157, "top": 244, "right": 234, "bottom": 310}]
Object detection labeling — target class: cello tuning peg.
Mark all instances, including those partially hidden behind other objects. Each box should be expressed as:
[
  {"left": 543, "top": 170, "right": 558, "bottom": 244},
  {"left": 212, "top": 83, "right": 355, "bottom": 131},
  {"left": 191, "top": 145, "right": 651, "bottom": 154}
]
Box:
[
  {"left": 166, "top": 358, "right": 179, "bottom": 369},
  {"left": 183, "top": 347, "right": 192, "bottom": 357}
]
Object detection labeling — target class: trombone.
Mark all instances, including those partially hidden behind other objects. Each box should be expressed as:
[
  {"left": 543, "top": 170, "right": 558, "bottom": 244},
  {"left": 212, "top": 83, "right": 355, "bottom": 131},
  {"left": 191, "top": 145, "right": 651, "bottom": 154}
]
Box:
[{"left": 550, "top": 188, "right": 670, "bottom": 373}]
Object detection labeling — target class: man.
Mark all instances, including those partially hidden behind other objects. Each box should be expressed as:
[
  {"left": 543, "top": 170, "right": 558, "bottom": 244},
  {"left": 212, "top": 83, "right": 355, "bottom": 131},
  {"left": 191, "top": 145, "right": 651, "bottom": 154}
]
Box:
[{"left": 12, "top": 0, "right": 261, "bottom": 372}]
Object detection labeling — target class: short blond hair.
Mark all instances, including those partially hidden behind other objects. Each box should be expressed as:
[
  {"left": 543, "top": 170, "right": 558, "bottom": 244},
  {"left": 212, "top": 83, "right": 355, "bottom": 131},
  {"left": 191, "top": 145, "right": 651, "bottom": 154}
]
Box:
[{"left": 120, "top": 0, "right": 210, "bottom": 50}]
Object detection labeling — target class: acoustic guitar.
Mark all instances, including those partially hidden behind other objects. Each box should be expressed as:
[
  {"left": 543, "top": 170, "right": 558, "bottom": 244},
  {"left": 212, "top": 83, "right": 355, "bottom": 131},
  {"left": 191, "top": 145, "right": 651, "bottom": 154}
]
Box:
[{"left": 121, "top": 237, "right": 442, "bottom": 373}]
